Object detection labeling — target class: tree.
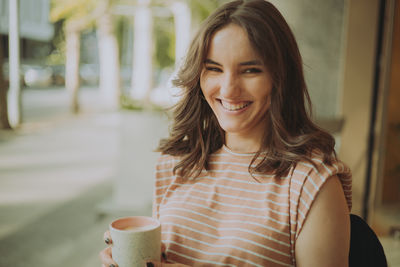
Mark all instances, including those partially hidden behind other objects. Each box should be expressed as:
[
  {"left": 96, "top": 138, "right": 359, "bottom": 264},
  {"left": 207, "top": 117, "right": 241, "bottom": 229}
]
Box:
[
  {"left": 50, "top": 0, "right": 121, "bottom": 112},
  {"left": 50, "top": 0, "right": 96, "bottom": 113}
]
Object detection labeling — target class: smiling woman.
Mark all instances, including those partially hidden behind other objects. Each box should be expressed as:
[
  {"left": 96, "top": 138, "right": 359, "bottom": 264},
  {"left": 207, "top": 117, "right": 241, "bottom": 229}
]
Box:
[
  {"left": 100, "top": 1, "right": 352, "bottom": 266},
  {"left": 160, "top": 0, "right": 337, "bottom": 181},
  {"left": 200, "top": 24, "right": 273, "bottom": 153}
]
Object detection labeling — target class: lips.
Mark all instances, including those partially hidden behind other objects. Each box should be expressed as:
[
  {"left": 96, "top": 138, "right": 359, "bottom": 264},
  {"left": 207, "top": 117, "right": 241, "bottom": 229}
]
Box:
[{"left": 220, "top": 100, "right": 252, "bottom": 111}]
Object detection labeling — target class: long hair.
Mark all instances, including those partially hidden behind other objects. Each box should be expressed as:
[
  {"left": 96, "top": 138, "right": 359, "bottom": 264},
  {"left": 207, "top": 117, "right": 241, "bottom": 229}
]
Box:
[{"left": 157, "top": 0, "right": 336, "bottom": 179}]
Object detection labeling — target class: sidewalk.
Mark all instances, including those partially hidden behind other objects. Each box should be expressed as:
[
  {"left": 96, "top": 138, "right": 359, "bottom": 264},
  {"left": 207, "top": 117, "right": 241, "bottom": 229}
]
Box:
[{"left": 0, "top": 87, "right": 167, "bottom": 267}]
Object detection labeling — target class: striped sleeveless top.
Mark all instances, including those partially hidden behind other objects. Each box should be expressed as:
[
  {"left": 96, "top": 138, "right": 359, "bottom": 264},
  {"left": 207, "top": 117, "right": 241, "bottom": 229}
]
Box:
[{"left": 153, "top": 145, "right": 352, "bottom": 266}]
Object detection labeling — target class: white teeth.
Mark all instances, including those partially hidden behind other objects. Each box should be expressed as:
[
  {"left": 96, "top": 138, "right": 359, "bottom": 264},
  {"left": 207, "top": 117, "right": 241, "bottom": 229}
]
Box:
[{"left": 221, "top": 101, "right": 251, "bottom": 111}]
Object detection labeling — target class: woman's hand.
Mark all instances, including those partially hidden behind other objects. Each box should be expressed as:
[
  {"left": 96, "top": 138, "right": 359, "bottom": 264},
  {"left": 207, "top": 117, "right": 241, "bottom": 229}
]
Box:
[
  {"left": 99, "top": 230, "right": 118, "bottom": 267},
  {"left": 99, "top": 230, "right": 189, "bottom": 267}
]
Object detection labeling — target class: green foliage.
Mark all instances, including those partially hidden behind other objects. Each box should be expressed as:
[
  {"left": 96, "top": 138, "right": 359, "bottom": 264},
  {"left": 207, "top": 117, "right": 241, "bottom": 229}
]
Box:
[
  {"left": 154, "top": 16, "right": 175, "bottom": 69},
  {"left": 120, "top": 94, "right": 164, "bottom": 112},
  {"left": 48, "top": 0, "right": 99, "bottom": 66},
  {"left": 151, "top": 0, "right": 225, "bottom": 69},
  {"left": 114, "top": 16, "right": 130, "bottom": 64},
  {"left": 120, "top": 94, "right": 144, "bottom": 111},
  {"left": 188, "top": 0, "right": 225, "bottom": 22},
  {"left": 50, "top": 0, "right": 98, "bottom": 23},
  {"left": 46, "top": 21, "right": 66, "bottom": 65},
  {"left": 47, "top": 0, "right": 228, "bottom": 76}
]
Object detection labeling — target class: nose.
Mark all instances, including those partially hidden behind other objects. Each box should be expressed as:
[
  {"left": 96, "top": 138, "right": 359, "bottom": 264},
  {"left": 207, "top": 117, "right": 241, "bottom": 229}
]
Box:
[{"left": 220, "top": 72, "right": 241, "bottom": 99}]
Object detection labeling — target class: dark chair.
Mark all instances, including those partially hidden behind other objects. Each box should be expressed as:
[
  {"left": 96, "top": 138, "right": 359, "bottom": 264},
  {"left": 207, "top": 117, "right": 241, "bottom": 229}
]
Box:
[{"left": 349, "top": 214, "right": 388, "bottom": 267}]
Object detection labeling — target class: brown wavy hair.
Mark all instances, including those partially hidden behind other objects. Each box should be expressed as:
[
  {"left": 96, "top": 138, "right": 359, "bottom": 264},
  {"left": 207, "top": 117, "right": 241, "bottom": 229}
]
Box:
[{"left": 157, "top": 0, "right": 336, "bottom": 179}]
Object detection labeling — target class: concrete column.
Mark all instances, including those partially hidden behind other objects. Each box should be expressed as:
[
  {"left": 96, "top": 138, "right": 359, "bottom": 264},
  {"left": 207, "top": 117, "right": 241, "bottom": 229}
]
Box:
[
  {"left": 130, "top": 0, "right": 153, "bottom": 100},
  {"left": 8, "top": 0, "right": 21, "bottom": 127},
  {"left": 339, "top": 0, "right": 380, "bottom": 216},
  {"left": 97, "top": 0, "right": 121, "bottom": 110},
  {"left": 170, "top": 1, "right": 191, "bottom": 67}
]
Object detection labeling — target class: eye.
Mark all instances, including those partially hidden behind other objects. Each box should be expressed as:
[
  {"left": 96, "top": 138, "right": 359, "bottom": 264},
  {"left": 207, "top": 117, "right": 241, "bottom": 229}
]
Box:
[
  {"left": 243, "top": 68, "right": 262, "bottom": 74},
  {"left": 205, "top": 66, "right": 223, "bottom": 72}
]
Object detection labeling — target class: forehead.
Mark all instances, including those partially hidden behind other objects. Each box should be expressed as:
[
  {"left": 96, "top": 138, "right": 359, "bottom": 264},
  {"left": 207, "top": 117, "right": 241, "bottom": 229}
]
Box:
[{"left": 206, "top": 23, "right": 261, "bottom": 61}]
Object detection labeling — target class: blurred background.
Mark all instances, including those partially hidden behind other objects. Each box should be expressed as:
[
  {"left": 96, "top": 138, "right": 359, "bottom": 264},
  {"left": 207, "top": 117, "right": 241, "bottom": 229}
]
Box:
[{"left": 0, "top": 0, "right": 399, "bottom": 266}]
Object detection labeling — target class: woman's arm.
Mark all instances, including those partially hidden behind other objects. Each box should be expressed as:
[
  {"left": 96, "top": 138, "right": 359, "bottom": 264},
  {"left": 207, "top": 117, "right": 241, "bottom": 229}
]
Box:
[{"left": 295, "top": 175, "right": 350, "bottom": 267}]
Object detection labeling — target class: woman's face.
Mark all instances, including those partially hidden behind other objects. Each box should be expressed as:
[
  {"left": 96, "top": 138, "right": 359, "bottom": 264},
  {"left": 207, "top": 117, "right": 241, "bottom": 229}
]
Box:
[{"left": 200, "top": 23, "right": 273, "bottom": 143}]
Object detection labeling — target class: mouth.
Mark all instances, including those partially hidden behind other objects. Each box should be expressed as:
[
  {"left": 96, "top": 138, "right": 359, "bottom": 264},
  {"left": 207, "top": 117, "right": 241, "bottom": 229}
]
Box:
[{"left": 219, "top": 99, "right": 252, "bottom": 111}]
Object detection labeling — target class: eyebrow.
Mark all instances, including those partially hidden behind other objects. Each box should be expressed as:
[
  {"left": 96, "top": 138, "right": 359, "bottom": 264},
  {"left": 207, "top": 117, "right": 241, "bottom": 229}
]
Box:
[
  {"left": 204, "top": 59, "right": 263, "bottom": 66},
  {"left": 204, "top": 59, "right": 222, "bottom": 66},
  {"left": 239, "top": 60, "right": 263, "bottom": 66}
]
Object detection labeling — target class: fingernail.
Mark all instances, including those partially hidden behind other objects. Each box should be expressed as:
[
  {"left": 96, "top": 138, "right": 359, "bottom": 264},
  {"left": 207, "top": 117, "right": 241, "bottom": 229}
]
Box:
[
  {"left": 146, "top": 262, "right": 154, "bottom": 267},
  {"left": 105, "top": 238, "right": 111, "bottom": 245}
]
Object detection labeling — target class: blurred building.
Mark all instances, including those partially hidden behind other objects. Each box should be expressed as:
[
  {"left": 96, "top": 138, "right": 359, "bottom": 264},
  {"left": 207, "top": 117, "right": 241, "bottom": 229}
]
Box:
[
  {"left": 0, "top": 0, "right": 54, "bottom": 87},
  {"left": 0, "top": 0, "right": 53, "bottom": 41}
]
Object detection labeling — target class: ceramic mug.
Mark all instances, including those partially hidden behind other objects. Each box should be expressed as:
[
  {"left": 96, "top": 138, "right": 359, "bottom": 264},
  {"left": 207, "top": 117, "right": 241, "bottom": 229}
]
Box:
[{"left": 109, "top": 216, "right": 161, "bottom": 267}]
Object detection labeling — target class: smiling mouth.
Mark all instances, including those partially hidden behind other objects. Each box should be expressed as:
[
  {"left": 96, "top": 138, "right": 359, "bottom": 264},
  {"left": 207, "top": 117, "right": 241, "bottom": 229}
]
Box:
[{"left": 220, "top": 100, "right": 252, "bottom": 111}]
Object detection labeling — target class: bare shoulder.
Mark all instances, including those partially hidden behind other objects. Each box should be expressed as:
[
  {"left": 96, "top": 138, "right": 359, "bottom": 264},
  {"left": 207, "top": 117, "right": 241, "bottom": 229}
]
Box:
[{"left": 295, "top": 175, "right": 350, "bottom": 267}]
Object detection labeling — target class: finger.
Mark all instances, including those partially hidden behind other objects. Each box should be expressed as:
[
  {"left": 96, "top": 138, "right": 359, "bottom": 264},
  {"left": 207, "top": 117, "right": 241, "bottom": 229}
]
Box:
[
  {"left": 161, "top": 243, "right": 167, "bottom": 262},
  {"left": 146, "top": 261, "right": 161, "bottom": 267},
  {"left": 99, "top": 246, "right": 118, "bottom": 267},
  {"left": 104, "top": 230, "right": 112, "bottom": 245}
]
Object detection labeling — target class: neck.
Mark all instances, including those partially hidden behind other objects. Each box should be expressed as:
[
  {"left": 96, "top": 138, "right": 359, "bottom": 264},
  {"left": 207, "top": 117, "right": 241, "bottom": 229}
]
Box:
[{"left": 225, "top": 132, "right": 263, "bottom": 153}]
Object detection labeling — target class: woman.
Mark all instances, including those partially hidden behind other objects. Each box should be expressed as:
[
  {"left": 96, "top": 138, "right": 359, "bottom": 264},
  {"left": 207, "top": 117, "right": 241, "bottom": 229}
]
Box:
[{"left": 100, "top": 0, "right": 352, "bottom": 266}]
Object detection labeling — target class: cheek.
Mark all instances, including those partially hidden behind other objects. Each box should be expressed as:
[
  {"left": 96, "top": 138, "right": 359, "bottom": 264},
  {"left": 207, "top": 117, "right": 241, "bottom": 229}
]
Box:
[
  {"left": 252, "top": 83, "right": 272, "bottom": 111},
  {"left": 200, "top": 75, "right": 217, "bottom": 99},
  {"left": 256, "top": 79, "right": 273, "bottom": 100},
  {"left": 199, "top": 73, "right": 208, "bottom": 94}
]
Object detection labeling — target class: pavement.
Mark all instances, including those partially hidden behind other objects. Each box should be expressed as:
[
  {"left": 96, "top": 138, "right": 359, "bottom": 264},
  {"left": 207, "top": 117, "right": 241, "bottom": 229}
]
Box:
[{"left": 0, "top": 87, "right": 168, "bottom": 267}]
